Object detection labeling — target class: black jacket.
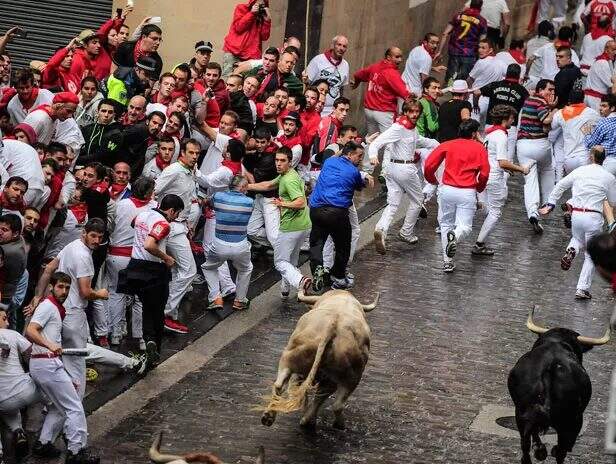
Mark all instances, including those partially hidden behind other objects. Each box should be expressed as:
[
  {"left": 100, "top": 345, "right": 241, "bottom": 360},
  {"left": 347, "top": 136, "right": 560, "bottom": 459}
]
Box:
[
  {"left": 77, "top": 121, "right": 124, "bottom": 168},
  {"left": 229, "top": 90, "right": 254, "bottom": 134},
  {"left": 113, "top": 41, "right": 163, "bottom": 77},
  {"left": 120, "top": 122, "right": 154, "bottom": 178}
]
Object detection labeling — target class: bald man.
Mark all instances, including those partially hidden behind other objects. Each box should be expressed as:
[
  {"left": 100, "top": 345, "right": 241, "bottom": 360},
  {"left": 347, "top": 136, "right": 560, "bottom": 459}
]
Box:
[
  {"left": 307, "top": 35, "right": 350, "bottom": 117},
  {"left": 584, "top": 40, "right": 616, "bottom": 112},
  {"left": 120, "top": 95, "right": 147, "bottom": 127}
]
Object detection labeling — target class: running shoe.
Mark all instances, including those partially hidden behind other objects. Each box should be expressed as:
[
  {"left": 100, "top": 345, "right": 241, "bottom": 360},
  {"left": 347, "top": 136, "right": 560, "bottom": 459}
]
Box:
[
  {"left": 529, "top": 216, "right": 544, "bottom": 234},
  {"left": 14, "top": 428, "right": 28, "bottom": 460},
  {"left": 32, "top": 441, "right": 62, "bottom": 459},
  {"left": 232, "top": 299, "right": 250, "bottom": 311},
  {"left": 398, "top": 232, "right": 418, "bottom": 244},
  {"left": 66, "top": 448, "right": 100, "bottom": 464},
  {"left": 445, "top": 231, "right": 457, "bottom": 258},
  {"left": 207, "top": 297, "right": 224, "bottom": 310},
  {"left": 374, "top": 229, "right": 386, "bottom": 255},
  {"left": 471, "top": 244, "right": 495, "bottom": 256},
  {"left": 130, "top": 352, "right": 149, "bottom": 376},
  {"left": 146, "top": 341, "right": 160, "bottom": 367},
  {"left": 443, "top": 262, "right": 456, "bottom": 273},
  {"left": 163, "top": 317, "right": 189, "bottom": 334},
  {"left": 331, "top": 276, "right": 353, "bottom": 289},
  {"left": 561, "top": 247, "right": 576, "bottom": 271},
  {"left": 575, "top": 289, "right": 592, "bottom": 300}
]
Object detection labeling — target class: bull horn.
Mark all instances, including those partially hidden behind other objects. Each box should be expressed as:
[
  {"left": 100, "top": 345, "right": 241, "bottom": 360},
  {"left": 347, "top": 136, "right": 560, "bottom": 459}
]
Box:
[
  {"left": 577, "top": 326, "right": 611, "bottom": 346},
  {"left": 149, "top": 431, "right": 185, "bottom": 463},
  {"left": 256, "top": 446, "right": 265, "bottom": 464},
  {"left": 526, "top": 305, "right": 549, "bottom": 335},
  {"left": 297, "top": 289, "right": 320, "bottom": 305},
  {"left": 362, "top": 292, "right": 380, "bottom": 312}
]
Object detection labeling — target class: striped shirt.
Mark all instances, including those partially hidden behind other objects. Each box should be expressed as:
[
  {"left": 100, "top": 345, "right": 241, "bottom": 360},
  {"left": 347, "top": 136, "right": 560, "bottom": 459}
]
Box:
[
  {"left": 212, "top": 191, "right": 254, "bottom": 243},
  {"left": 585, "top": 115, "right": 616, "bottom": 158},
  {"left": 518, "top": 96, "right": 550, "bottom": 140}
]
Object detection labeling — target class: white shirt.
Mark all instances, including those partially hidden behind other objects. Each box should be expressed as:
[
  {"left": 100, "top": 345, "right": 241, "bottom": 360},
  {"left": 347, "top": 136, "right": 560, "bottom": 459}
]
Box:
[
  {"left": 54, "top": 118, "right": 85, "bottom": 157},
  {"left": 579, "top": 33, "right": 612, "bottom": 74},
  {"left": 57, "top": 239, "right": 94, "bottom": 313},
  {"left": 146, "top": 102, "right": 168, "bottom": 115},
  {"left": 110, "top": 198, "right": 157, "bottom": 249},
  {"left": 551, "top": 106, "right": 600, "bottom": 159},
  {"left": 22, "top": 108, "right": 55, "bottom": 145},
  {"left": 44, "top": 208, "right": 88, "bottom": 260},
  {"left": 131, "top": 209, "right": 170, "bottom": 262},
  {"left": 30, "top": 298, "right": 63, "bottom": 355},
  {"left": 548, "top": 162, "right": 616, "bottom": 211},
  {"left": 306, "top": 53, "right": 350, "bottom": 117},
  {"left": 584, "top": 57, "right": 614, "bottom": 95},
  {"left": 368, "top": 119, "right": 439, "bottom": 166},
  {"left": 465, "top": 0, "right": 510, "bottom": 28},
  {"left": 469, "top": 56, "right": 506, "bottom": 89},
  {"left": 195, "top": 164, "right": 235, "bottom": 194},
  {"left": 494, "top": 51, "right": 527, "bottom": 80},
  {"left": 274, "top": 131, "right": 303, "bottom": 167},
  {"left": 0, "top": 139, "right": 45, "bottom": 194},
  {"left": 0, "top": 328, "right": 32, "bottom": 399},
  {"left": 199, "top": 132, "right": 231, "bottom": 176},
  {"left": 7, "top": 89, "right": 54, "bottom": 124},
  {"left": 402, "top": 45, "right": 433, "bottom": 97},
  {"left": 485, "top": 128, "right": 509, "bottom": 181},
  {"left": 532, "top": 42, "right": 580, "bottom": 80},
  {"left": 142, "top": 158, "right": 164, "bottom": 179},
  {"left": 155, "top": 162, "right": 197, "bottom": 221}
]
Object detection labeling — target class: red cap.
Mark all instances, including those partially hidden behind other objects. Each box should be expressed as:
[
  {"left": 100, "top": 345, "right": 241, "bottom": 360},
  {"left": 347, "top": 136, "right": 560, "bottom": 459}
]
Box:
[{"left": 52, "top": 92, "right": 79, "bottom": 105}]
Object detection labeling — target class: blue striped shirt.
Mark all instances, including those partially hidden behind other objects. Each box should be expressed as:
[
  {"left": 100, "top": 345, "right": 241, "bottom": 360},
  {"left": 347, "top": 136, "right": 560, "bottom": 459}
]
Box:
[
  {"left": 212, "top": 191, "right": 254, "bottom": 243},
  {"left": 585, "top": 115, "right": 616, "bottom": 157}
]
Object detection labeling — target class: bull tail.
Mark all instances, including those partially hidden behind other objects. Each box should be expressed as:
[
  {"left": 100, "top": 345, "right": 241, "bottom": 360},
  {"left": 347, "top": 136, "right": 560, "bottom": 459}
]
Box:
[{"left": 263, "top": 320, "right": 336, "bottom": 414}]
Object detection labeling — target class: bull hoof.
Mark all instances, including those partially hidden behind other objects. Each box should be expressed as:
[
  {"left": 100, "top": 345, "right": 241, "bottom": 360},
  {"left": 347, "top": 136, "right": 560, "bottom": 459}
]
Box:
[
  {"left": 534, "top": 444, "right": 547, "bottom": 461},
  {"left": 261, "top": 411, "right": 276, "bottom": 427}
]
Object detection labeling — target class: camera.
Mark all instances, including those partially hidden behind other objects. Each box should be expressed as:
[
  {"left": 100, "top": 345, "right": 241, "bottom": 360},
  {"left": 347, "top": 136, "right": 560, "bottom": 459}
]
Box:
[
  {"left": 258, "top": 3, "right": 266, "bottom": 15},
  {"left": 205, "top": 88, "right": 215, "bottom": 99}
]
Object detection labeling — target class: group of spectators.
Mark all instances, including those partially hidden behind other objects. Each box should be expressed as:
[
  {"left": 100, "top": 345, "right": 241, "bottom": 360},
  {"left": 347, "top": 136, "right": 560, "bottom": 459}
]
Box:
[{"left": 1, "top": 0, "right": 616, "bottom": 461}]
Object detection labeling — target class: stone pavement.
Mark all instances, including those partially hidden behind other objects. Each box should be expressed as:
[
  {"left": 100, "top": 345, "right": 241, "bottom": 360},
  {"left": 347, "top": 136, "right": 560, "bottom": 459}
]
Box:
[{"left": 55, "top": 178, "right": 616, "bottom": 462}]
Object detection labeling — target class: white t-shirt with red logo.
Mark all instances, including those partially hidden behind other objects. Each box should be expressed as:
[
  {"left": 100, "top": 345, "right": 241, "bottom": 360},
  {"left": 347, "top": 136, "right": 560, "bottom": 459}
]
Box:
[
  {"left": 131, "top": 209, "right": 170, "bottom": 262},
  {"left": 110, "top": 198, "right": 157, "bottom": 252}
]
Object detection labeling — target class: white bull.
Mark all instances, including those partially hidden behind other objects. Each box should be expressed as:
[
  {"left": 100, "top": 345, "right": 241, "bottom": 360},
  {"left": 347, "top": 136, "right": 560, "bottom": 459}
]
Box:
[
  {"left": 149, "top": 431, "right": 264, "bottom": 463},
  {"left": 260, "top": 289, "right": 378, "bottom": 429}
]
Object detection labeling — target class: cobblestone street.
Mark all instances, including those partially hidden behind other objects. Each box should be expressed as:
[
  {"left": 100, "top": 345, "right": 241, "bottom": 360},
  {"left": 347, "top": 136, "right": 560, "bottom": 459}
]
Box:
[{"left": 94, "top": 178, "right": 616, "bottom": 464}]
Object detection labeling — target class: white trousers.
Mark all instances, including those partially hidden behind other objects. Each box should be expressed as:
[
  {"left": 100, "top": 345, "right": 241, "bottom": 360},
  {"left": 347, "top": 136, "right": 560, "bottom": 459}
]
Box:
[
  {"left": 61, "top": 311, "right": 88, "bottom": 398},
  {"left": 165, "top": 222, "right": 197, "bottom": 320},
  {"left": 564, "top": 155, "right": 588, "bottom": 175},
  {"left": 470, "top": 95, "right": 489, "bottom": 128},
  {"left": 324, "top": 203, "right": 360, "bottom": 269},
  {"left": 538, "top": 0, "right": 567, "bottom": 25},
  {"left": 30, "top": 358, "right": 87, "bottom": 453},
  {"left": 584, "top": 95, "right": 601, "bottom": 113},
  {"left": 106, "top": 254, "right": 143, "bottom": 338},
  {"left": 0, "top": 380, "right": 40, "bottom": 453},
  {"left": 375, "top": 162, "right": 423, "bottom": 238},
  {"left": 603, "top": 157, "right": 616, "bottom": 176},
  {"left": 551, "top": 129, "right": 565, "bottom": 182},
  {"left": 477, "top": 179, "right": 508, "bottom": 243},
  {"left": 437, "top": 185, "right": 477, "bottom": 262},
  {"left": 203, "top": 239, "right": 253, "bottom": 302},
  {"left": 274, "top": 229, "right": 309, "bottom": 292},
  {"left": 247, "top": 195, "right": 280, "bottom": 247},
  {"left": 85, "top": 343, "right": 135, "bottom": 370},
  {"left": 568, "top": 212, "right": 604, "bottom": 291},
  {"left": 516, "top": 138, "right": 554, "bottom": 219},
  {"left": 203, "top": 215, "right": 236, "bottom": 296},
  {"left": 365, "top": 108, "right": 395, "bottom": 170}
]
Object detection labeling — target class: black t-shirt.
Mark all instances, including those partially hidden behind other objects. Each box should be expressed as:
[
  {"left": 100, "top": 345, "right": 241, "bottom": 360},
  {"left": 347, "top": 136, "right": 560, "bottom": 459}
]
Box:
[
  {"left": 481, "top": 79, "right": 529, "bottom": 125},
  {"left": 243, "top": 151, "right": 278, "bottom": 197},
  {"left": 554, "top": 63, "right": 583, "bottom": 108},
  {"left": 438, "top": 99, "right": 473, "bottom": 142},
  {"left": 254, "top": 118, "right": 279, "bottom": 139}
]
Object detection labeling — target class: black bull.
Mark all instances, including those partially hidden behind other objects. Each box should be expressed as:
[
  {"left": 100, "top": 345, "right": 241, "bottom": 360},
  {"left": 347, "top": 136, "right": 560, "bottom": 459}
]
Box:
[{"left": 508, "top": 306, "right": 610, "bottom": 464}]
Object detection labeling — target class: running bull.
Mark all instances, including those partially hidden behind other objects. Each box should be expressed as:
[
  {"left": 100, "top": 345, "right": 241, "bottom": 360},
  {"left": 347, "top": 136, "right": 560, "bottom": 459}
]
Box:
[
  {"left": 149, "top": 431, "right": 264, "bottom": 463},
  {"left": 508, "top": 306, "right": 610, "bottom": 464},
  {"left": 259, "top": 289, "right": 378, "bottom": 429}
]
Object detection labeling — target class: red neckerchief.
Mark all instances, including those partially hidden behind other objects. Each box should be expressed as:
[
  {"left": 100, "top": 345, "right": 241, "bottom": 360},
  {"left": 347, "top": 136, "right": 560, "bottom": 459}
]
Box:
[
  {"left": 20, "top": 87, "right": 39, "bottom": 111},
  {"left": 486, "top": 125, "right": 508, "bottom": 135},
  {"left": 461, "top": 7, "right": 481, "bottom": 17},
  {"left": 133, "top": 39, "right": 147, "bottom": 63},
  {"left": 423, "top": 94, "right": 438, "bottom": 105},
  {"left": 276, "top": 133, "right": 302, "bottom": 148},
  {"left": 69, "top": 202, "right": 88, "bottom": 224},
  {"left": 151, "top": 91, "right": 171, "bottom": 106},
  {"left": 229, "top": 129, "right": 242, "bottom": 141},
  {"left": 591, "top": 26, "right": 614, "bottom": 40},
  {"left": 130, "top": 197, "right": 150, "bottom": 208},
  {"left": 264, "top": 142, "right": 279, "bottom": 154},
  {"left": 0, "top": 192, "right": 25, "bottom": 213},
  {"left": 119, "top": 112, "right": 146, "bottom": 126},
  {"left": 92, "top": 180, "right": 109, "bottom": 194},
  {"left": 109, "top": 183, "right": 128, "bottom": 200},
  {"left": 221, "top": 159, "right": 242, "bottom": 175},
  {"left": 395, "top": 115, "right": 416, "bottom": 130},
  {"left": 422, "top": 42, "right": 436, "bottom": 58},
  {"left": 596, "top": 52, "right": 614, "bottom": 62},
  {"left": 155, "top": 153, "right": 171, "bottom": 171},
  {"left": 505, "top": 77, "right": 520, "bottom": 83},
  {"left": 46, "top": 294, "right": 66, "bottom": 321},
  {"left": 323, "top": 49, "right": 342, "bottom": 66},
  {"left": 554, "top": 39, "right": 571, "bottom": 48},
  {"left": 509, "top": 49, "right": 526, "bottom": 64},
  {"left": 32, "top": 104, "right": 54, "bottom": 119}
]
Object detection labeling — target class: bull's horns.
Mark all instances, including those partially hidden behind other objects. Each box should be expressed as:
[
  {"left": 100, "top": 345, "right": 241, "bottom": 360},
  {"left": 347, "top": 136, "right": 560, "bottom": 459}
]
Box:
[
  {"left": 297, "top": 289, "right": 320, "bottom": 305},
  {"left": 577, "top": 326, "right": 611, "bottom": 346},
  {"left": 362, "top": 292, "right": 380, "bottom": 312},
  {"left": 149, "top": 431, "right": 186, "bottom": 463},
  {"left": 526, "top": 305, "right": 549, "bottom": 335}
]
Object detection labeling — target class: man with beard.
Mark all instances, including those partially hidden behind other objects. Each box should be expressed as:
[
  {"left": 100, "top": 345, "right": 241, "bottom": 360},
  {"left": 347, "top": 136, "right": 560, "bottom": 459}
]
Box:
[
  {"left": 120, "top": 110, "right": 166, "bottom": 177},
  {"left": 6, "top": 68, "right": 54, "bottom": 124},
  {"left": 274, "top": 111, "right": 303, "bottom": 167},
  {"left": 402, "top": 33, "right": 446, "bottom": 100},
  {"left": 204, "top": 62, "right": 230, "bottom": 114},
  {"left": 113, "top": 23, "right": 163, "bottom": 78}
]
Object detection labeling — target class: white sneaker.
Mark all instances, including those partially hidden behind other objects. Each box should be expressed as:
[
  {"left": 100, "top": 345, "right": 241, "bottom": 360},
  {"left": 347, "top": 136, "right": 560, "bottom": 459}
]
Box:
[
  {"left": 138, "top": 338, "right": 146, "bottom": 351},
  {"left": 398, "top": 232, "right": 418, "bottom": 244},
  {"left": 110, "top": 334, "right": 121, "bottom": 346},
  {"left": 120, "top": 321, "right": 128, "bottom": 337}
]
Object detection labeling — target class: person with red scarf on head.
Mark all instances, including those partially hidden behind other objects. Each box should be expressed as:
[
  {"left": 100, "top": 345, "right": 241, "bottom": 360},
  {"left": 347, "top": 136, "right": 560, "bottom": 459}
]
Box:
[
  {"left": 580, "top": 16, "right": 615, "bottom": 76},
  {"left": 306, "top": 35, "right": 351, "bottom": 117},
  {"left": 368, "top": 100, "right": 439, "bottom": 255},
  {"left": 402, "top": 33, "right": 447, "bottom": 99},
  {"left": 222, "top": 0, "right": 272, "bottom": 77},
  {"left": 22, "top": 92, "right": 79, "bottom": 146},
  {"left": 584, "top": 40, "right": 616, "bottom": 112},
  {"left": 41, "top": 38, "right": 81, "bottom": 94}
]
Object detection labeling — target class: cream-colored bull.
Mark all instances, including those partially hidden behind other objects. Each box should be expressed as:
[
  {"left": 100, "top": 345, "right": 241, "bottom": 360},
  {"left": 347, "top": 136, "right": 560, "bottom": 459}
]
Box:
[{"left": 260, "top": 289, "right": 378, "bottom": 429}]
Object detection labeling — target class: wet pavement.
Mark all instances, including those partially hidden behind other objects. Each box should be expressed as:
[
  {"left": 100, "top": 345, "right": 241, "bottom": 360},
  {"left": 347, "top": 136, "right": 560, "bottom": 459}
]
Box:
[{"left": 40, "top": 178, "right": 616, "bottom": 462}]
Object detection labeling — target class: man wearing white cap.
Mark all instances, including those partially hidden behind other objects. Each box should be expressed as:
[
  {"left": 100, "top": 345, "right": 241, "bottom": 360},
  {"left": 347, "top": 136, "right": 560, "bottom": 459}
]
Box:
[{"left": 437, "top": 80, "right": 473, "bottom": 142}]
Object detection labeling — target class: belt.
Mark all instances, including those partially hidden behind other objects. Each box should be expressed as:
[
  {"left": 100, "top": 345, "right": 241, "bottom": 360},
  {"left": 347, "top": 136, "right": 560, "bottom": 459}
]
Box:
[
  {"left": 31, "top": 352, "right": 59, "bottom": 359},
  {"left": 584, "top": 89, "right": 606, "bottom": 99},
  {"left": 109, "top": 245, "right": 132, "bottom": 257},
  {"left": 571, "top": 206, "right": 602, "bottom": 214},
  {"left": 390, "top": 159, "right": 413, "bottom": 164}
]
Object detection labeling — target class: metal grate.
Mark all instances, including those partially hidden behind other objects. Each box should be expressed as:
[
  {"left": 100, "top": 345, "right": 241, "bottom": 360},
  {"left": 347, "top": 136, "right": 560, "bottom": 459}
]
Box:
[{"left": 0, "top": 0, "right": 113, "bottom": 73}]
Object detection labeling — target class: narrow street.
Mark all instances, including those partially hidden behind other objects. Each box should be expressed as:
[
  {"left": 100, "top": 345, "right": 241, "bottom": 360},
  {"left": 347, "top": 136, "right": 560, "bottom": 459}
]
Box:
[{"left": 93, "top": 178, "right": 615, "bottom": 463}]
